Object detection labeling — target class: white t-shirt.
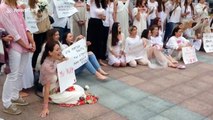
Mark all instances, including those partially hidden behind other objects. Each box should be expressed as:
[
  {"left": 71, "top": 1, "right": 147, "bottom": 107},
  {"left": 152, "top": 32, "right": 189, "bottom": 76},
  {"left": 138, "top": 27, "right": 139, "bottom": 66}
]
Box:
[
  {"left": 147, "top": 1, "right": 158, "bottom": 19},
  {"left": 89, "top": 0, "right": 105, "bottom": 19},
  {"left": 169, "top": 5, "right": 182, "bottom": 23}
]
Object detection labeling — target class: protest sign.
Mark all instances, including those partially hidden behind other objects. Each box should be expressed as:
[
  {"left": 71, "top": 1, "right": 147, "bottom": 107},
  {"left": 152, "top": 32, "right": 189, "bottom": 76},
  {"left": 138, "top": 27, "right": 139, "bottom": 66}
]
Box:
[
  {"left": 182, "top": 47, "right": 198, "bottom": 64},
  {"left": 24, "top": 8, "right": 39, "bottom": 33},
  {"left": 203, "top": 33, "right": 213, "bottom": 53},
  {"left": 62, "top": 39, "right": 88, "bottom": 70},
  {"left": 53, "top": 0, "right": 78, "bottom": 18},
  {"left": 57, "top": 59, "right": 76, "bottom": 93}
]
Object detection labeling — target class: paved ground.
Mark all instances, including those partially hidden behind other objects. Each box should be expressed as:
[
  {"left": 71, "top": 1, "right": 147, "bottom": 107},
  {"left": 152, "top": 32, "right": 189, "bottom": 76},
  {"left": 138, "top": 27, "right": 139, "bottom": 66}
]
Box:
[{"left": 0, "top": 51, "right": 213, "bottom": 120}]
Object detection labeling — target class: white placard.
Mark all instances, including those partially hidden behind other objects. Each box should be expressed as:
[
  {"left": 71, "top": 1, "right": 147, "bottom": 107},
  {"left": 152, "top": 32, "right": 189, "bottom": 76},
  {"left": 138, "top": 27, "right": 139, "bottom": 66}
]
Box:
[
  {"left": 203, "top": 33, "right": 213, "bottom": 53},
  {"left": 125, "top": 41, "right": 146, "bottom": 62},
  {"left": 0, "top": 40, "right": 4, "bottom": 55},
  {"left": 24, "top": 9, "right": 39, "bottom": 33},
  {"left": 182, "top": 47, "right": 198, "bottom": 64},
  {"left": 62, "top": 39, "right": 88, "bottom": 70},
  {"left": 53, "top": 0, "right": 78, "bottom": 18},
  {"left": 57, "top": 59, "right": 76, "bottom": 93}
]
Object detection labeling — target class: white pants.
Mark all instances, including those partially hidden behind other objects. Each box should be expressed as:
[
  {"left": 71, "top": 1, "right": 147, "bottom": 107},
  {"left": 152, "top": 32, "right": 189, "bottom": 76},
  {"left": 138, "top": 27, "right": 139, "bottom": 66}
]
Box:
[{"left": 2, "top": 49, "right": 29, "bottom": 108}]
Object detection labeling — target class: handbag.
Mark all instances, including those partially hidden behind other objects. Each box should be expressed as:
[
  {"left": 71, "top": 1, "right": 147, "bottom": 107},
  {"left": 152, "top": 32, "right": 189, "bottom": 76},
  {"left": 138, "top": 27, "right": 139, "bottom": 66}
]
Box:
[
  {"left": 35, "top": 10, "right": 51, "bottom": 34},
  {"left": 49, "top": 15, "right": 54, "bottom": 24}
]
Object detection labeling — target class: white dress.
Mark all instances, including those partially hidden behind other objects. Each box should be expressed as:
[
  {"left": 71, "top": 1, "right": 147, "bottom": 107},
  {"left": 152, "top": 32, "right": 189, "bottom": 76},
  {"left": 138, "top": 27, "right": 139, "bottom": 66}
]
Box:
[
  {"left": 132, "top": 7, "right": 148, "bottom": 36},
  {"left": 117, "top": 0, "right": 130, "bottom": 38},
  {"left": 107, "top": 33, "right": 126, "bottom": 65}
]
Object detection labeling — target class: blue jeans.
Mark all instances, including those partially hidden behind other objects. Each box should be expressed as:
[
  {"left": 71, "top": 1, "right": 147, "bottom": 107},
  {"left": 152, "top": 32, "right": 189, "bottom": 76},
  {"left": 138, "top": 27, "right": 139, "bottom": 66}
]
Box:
[
  {"left": 75, "top": 53, "right": 101, "bottom": 75},
  {"left": 163, "top": 22, "right": 177, "bottom": 46}
]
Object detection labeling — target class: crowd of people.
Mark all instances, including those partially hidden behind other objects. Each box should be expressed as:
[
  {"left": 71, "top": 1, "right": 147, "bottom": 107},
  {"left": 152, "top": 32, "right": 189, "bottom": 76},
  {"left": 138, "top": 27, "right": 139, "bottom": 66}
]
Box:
[{"left": 0, "top": 0, "right": 212, "bottom": 118}]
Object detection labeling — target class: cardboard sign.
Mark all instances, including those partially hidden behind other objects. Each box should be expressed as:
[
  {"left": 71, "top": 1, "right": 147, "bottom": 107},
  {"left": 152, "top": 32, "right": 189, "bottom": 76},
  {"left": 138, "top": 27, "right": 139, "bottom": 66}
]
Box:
[
  {"left": 57, "top": 59, "right": 76, "bottom": 93},
  {"left": 53, "top": 0, "right": 78, "bottom": 18},
  {"left": 182, "top": 47, "right": 198, "bottom": 64},
  {"left": 24, "top": 9, "right": 39, "bottom": 33},
  {"left": 62, "top": 39, "right": 88, "bottom": 70},
  {"left": 203, "top": 33, "right": 213, "bottom": 53}
]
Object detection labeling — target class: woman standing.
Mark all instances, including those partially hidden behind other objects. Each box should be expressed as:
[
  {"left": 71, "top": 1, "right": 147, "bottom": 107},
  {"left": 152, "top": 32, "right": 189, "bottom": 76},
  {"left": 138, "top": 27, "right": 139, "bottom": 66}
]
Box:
[
  {"left": 181, "top": 0, "right": 195, "bottom": 23},
  {"left": 87, "top": 0, "right": 107, "bottom": 66},
  {"left": 0, "top": 0, "right": 35, "bottom": 115}
]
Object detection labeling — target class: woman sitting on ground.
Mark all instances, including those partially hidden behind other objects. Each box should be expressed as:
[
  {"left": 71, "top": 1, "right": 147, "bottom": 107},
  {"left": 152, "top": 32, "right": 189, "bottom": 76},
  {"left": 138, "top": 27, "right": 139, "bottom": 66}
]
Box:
[
  {"left": 39, "top": 40, "right": 98, "bottom": 118},
  {"left": 107, "top": 22, "right": 126, "bottom": 67},
  {"left": 63, "top": 32, "right": 108, "bottom": 80}
]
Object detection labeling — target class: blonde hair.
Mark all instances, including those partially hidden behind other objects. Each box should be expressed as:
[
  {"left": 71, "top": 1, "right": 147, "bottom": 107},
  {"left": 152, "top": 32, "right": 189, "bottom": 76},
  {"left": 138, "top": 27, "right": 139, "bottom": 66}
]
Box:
[{"left": 5, "top": 0, "right": 17, "bottom": 7}]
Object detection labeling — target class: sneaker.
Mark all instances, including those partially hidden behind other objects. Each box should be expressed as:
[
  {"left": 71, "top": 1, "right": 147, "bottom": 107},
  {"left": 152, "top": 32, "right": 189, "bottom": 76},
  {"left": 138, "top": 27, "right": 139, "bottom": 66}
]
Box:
[
  {"left": 11, "top": 97, "right": 29, "bottom": 106},
  {"left": 3, "top": 104, "right": 22, "bottom": 115}
]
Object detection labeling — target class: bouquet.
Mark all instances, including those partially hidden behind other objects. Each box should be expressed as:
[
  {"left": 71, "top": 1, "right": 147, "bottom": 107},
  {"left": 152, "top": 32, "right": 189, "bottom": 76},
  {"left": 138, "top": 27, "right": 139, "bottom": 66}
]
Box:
[{"left": 37, "top": 0, "right": 48, "bottom": 12}]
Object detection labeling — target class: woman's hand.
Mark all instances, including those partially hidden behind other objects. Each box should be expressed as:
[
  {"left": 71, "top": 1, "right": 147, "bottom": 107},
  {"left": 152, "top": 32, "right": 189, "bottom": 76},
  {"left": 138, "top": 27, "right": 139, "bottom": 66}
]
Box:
[
  {"left": 40, "top": 108, "right": 49, "bottom": 118},
  {"left": 2, "top": 35, "right": 13, "bottom": 42}
]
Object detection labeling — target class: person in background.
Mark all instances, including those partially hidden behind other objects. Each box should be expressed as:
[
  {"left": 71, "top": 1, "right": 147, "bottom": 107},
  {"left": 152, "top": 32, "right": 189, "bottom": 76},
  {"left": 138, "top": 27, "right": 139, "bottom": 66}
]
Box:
[{"left": 0, "top": 0, "right": 35, "bottom": 115}]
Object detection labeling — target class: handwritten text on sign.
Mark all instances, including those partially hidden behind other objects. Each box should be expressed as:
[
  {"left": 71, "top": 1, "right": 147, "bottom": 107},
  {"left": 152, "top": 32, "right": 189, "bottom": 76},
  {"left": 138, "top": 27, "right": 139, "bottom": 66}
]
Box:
[
  {"left": 53, "top": 0, "right": 78, "bottom": 18},
  {"left": 203, "top": 33, "right": 213, "bottom": 53},
  {"left": 62, "top": 39, "right": 88, "bottom": 70},
  {"left": 182, "top": 47, "right": 198, "bottom": 64},
  {"left": 57, "top": 59, "right": 76, "bottom": 93},
  {"left": 24, "top": 8, "right": 39, "bottom": 33}
]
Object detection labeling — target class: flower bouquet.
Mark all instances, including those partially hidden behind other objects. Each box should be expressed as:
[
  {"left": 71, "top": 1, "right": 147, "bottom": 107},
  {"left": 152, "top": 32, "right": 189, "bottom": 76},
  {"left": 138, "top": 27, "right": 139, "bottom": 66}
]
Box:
[{"left": 37, "top": 0, "right": 48, "bottom": 12}]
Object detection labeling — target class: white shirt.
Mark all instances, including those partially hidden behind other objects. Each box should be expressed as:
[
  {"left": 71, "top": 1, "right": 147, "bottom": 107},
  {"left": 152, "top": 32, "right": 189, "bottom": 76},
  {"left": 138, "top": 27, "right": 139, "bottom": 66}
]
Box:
[
  {"left": 147, "top": 1, "right": 158, "bottom": 19},
  {"left": 169, "top": 5, "right": 181, "bottom": 23},
  {"left": 150, "top": 35, "right": 163, "bottom": 46},
  {"left": 89, "top": 0, "right": 105, "bottom": 19},
  {"left": 166, "top": 36, "right": 189, "bottom": 50}
]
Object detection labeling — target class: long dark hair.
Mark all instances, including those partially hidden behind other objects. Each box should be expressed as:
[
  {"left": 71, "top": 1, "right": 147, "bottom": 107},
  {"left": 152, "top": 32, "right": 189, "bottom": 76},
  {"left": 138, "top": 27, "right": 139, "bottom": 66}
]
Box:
[
  {"left": 171, "top": 26, "right": 181, "bottom": 37},
  {"left": 62, "top": 32, "right": 71, "bottom": 45},
  {"left": 111, "top": 22, "right": 120, "bottom": 46},
  {"left": 136, "top": 0, "right": 142, "bottom": 7},
  {"left": 157, "top": 0, "right": 165, "bottom": 12},
  {"left": 28, "top": 0, "right": 37, "bottom": 9},
  {"left": 141, "top": 29, "right": 149, "bottom": 39},
  {"left": 46, "top": 29, "right": 59, "bottom": 42},
  {"left": 40, "top": 40, "right": 60, "bottom": 65},
  {"left": 95, "top": 0, "right": 107, "bottom": 9},
  {"left": 184, "top": 0, "right": 194, "bottom": 15}
]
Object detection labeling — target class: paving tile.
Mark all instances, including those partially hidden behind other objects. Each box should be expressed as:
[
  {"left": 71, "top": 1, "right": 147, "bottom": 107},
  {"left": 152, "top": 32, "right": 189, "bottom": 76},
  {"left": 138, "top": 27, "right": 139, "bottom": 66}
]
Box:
[
  {"left": 76, "top": 103, "right": 110, "bottom": 120},
  {"left": 164, "top": 73, "right": 191, "bottom": 82},
  {"left": 157, "top": 90, "right": 189, "bottom": 104},
  {"left": 107, "top": 70, "right": 128, "bottom": 79},
  {"left": 199, "top": 75, "right": 213, "bottom": 85},
  {"left": 118, "top": 75, "right": 145, "bottom": 86},
  {"left": 135, "top": 82, "right": 166, "bottom": 94},
  {"left": 147, "top": 115, "right": 170, "bottom": 120},
  {"left": 138, "top": 96, "right": 174, "bottom": 113},
  {"left": 92, "top": 111, "right": 128, "bottom": 120},
  {"left": 89, "top": 84, "right": 113, "bottom": 97},
  {"left": 185, "top": 80, "right": 212, "bottom": 92},
  {"left": 169, "top": 84, "right": 201, "bottom": 97},
  {"left": 99, "top": 80, "right": 130, "bottom": 92},
  {"left": 116, "top": 103, "right": 156, "bottom": 120},
  {"left": 161, "top": 106, "right": 205, "bottom": 120},
  {"left": 196, "top": 92, "right": 213, "bottom": 106},
  {"left": 116, "top": 87, "right": 150, "bottom": 102},
  {"left": 117, "top": 67, "right": 142, "bottom": 74},
  {"left": 150, "top": 78, "right": 177, "bottom": 88},
  {"left": 98, "top": 92, "right": 130, "bottom": 110},
  {"left": 180, "top": 98, "right": 213, "bottom": 116},
  {"left": 133, "top": 70, "right": 157, "bottom": 81}
]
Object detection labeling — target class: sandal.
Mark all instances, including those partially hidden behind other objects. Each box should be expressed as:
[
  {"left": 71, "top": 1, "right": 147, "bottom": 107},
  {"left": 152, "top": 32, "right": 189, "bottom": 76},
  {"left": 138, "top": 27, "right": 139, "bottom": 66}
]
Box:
[{"left": 177, "top": 64, "right": 186, "bottom": 69}]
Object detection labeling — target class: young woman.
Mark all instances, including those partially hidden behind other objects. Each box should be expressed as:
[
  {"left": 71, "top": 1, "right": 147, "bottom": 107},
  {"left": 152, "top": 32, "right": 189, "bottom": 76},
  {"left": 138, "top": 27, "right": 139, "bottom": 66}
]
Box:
[
  {"left": 86, "top": 0, "right": 108, "bottom": 66},
  {"left": 72, "top": 0, "right": 87, "bottom": 38},
  {"left": 166, "top": 26, "right": 191, "bottom": 60},
  {"left": 63, "top": 32, "right": 108, "bottom": 80},
  {"left": 195, "top": 0, "right": 209, "bottom": 20},
  {"left": 124, "top": 26, "right": 149, "bottom": 67},
  {"left": 132, "top": 0, "right": 148, "bottom": 36},
  {"left": 39, "top": 40, "right": 98, "bottom": 117},
  {"left": 0, "top": 0, "right": 35, "bottom": 115},
  {"left": 181, "top": 0, "right": 195, "bottom": 23},
  {"left": 107, "top": 22, "right": 126, "bottom": 67},
  {"left": 29, "top": 0, "right": 51, "bottom": 70}
]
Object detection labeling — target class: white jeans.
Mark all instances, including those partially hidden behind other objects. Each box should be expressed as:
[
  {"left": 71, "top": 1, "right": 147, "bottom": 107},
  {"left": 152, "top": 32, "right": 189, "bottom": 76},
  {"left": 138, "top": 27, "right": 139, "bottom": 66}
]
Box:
[{"left": 2, "top": 49, "right": 30, "bottom": 108}]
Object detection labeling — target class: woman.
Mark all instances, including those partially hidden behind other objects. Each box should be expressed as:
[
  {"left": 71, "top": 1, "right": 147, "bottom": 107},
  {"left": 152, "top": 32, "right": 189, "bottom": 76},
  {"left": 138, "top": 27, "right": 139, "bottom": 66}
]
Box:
[
  {"left": 39, "top": 40, "right": 98, "bottom": 117},
  {"left": 0, "top": 0, "right": 35, "bottom": 115},
  {"left": 166, "top": 26, "right": 191, "bottom": 60},
  {"left": 63, "top": 32, "right": 108, "bottom": 80},
  {"left": 132, "top": 0, "right": 148, "bottom": 36},
  {"left": 195, "top": 0, "right": 208, "bottom": 20},
  {"left": 124, "top": 26, "right": 149, "bottom": 67},
  {"left": 86, "top": 0, "right": 108, "bottom": 66},
  {"left": 72, "top": 0, "right": 87, "bottom": 38},
  {"left": 181, "top": 0, "right": 195, "bottom": 23},
  {"left": 107, "top": 22, "right": 126, "bottom": 67},
  {"left": 29, "top": 0, "right": 51, "bottom": 70}
]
